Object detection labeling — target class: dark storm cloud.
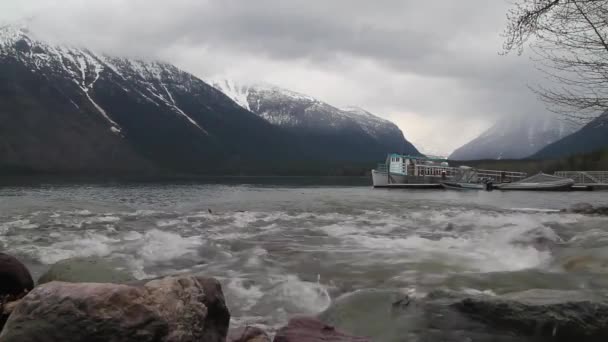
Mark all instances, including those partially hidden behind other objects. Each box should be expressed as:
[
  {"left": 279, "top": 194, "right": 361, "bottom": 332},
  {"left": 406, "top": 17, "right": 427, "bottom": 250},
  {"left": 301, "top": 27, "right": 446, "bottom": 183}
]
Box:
[{"left": 1, "top": 0, "right": 550, "bottom": 154}]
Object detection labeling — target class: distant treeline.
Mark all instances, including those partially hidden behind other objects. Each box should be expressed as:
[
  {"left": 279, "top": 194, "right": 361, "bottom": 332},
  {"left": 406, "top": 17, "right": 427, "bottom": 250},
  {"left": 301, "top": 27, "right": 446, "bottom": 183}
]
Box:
[
  {"left": 451, "top": 148, "right": 608, "bottom": 174},
  {"left": 0, "top": 159, "right": 376, "bottom": 179},
  {"left": 2, "top": 149, "right": 607, "bottom": 180}
]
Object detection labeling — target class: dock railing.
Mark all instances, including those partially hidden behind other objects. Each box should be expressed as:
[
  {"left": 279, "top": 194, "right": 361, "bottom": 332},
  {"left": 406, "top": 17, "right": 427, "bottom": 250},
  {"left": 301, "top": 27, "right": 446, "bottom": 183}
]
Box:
[
  {"left": 554, "top": 171, "right": 608, "bottom": 185},
  {"left": 476, "top": 169, "right": 527, "bottom": 182}
]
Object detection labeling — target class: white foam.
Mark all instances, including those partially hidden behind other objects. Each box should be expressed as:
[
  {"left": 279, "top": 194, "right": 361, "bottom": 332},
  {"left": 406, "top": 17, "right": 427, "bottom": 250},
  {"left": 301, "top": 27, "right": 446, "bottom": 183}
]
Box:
[
  {"left": 137, "top": 229, "right": 202, "bottom": 263},
  {"left": 318, "top": 210, "right": 563, "bottom": 272},
  {"left": 35, "top": 233, "right": 118, "bottom": 264},
  {"left": 267, "top": 275, "right": 331, "bottom": 314},
  {"left": 511, "top": 208, "right": 562, "bottom": 213},
  {"left": 0, "top": 219, "right": 39, "bottom": 231},
  {"left": 156, "top": 219, "right": 185, "bottom": 227},
  {"left": 226, "top": 278, "right": 265, "bottom": 311},
  {"left": 122, "top": 231, "right": 143, "bottom": 241}
]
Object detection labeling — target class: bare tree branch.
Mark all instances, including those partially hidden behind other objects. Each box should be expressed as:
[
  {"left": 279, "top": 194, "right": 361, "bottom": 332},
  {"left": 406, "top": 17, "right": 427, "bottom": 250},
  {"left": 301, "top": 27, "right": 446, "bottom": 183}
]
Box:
[{"left": 503, "top": 0, "right": 608, "bottom": 120}]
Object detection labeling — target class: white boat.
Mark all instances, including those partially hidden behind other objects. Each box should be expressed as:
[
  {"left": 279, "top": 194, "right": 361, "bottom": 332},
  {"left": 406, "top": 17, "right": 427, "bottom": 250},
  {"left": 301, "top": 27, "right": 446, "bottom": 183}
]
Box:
[
  {"left": 496, "top": 173, "right": 574, "bottom": 191},
  {"left": 371, "top": 154, "right": 527, "bottom": 189},
  {"left": 371, "top": 154, "right": 454, "bottom": 188},
  {"left": 440, "top": 181, "right": 486, "bottom": 190},
  {"left": 440, "top": 166, "right": 491, "bottom": 191}
]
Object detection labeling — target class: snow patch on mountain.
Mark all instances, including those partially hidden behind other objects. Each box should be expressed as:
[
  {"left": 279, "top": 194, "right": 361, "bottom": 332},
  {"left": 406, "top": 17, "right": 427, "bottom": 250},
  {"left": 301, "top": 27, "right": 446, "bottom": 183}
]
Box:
[
  {"left": 211, "top": 79, "right": 251, "bottom": 111},
  {"left": 212, "top": 79, "right": 397, "bottom": 137},
  {"left": 0, "top": 24, "right": 207, "bottom": 135}
]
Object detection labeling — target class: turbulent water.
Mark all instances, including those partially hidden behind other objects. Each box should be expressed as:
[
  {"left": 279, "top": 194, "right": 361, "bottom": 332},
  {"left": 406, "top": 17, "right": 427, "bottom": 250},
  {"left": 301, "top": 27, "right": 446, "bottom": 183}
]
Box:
[{"left": 1, "top": 180, "right": 608, "bottom": 331}]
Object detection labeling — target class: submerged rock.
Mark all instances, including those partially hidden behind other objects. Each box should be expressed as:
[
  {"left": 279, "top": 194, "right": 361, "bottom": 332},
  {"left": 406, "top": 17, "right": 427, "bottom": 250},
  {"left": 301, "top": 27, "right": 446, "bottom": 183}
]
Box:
[
  {"left": 0, "top": 275, "right": 230, "bottom": 342},
  {"left": 37, "top": 257, "right": 135, "bottom": 285},
  {"left": 274, "top": 317, "right": 370, "bottom": 342},
  {"left": 455, "top": 289, "right": 608, "bottom": 341},
  {"left": 0, "top": 253, "right": 34, "bottom": 331},
  {"left": 568, "top": 202, "right": 594, "bottom": 213},
  {"left": 566, "top": 203, "right": 608, "bottom": 215},
  {"left": 319, "top": 288, "right": 608, "bottom": 342}
]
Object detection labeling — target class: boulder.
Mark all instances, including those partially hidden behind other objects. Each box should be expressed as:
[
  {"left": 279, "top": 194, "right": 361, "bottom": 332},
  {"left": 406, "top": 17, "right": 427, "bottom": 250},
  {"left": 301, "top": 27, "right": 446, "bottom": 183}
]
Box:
[
  {"left": 0, "top": 275, "right": 230, "bottom": 342},
  {"left": 37, "top": 257, "right": 135, "bottom": 285},
  {"left": 229, "top": 326, "right": 271, "bottom": 342},
  {"left": 455, "top": 289, "right": 608, "bottom": 341},
  {"left": 0, "top": 253, "right": 34, "bottom": 298},
  {"left": 568, "top": 202, "right": 594, "bottom": 214},
  {"left": 0, "top": 253, "right": 34, "bottom": 331},
  {"left": 566, "top": 203, "right": 608, "bottom": 215},
  {"left": 273, "top": 317, "right": 370, "bottom": 342},
  {"left": 319, "top": 288, "right": 608, "bottom": 342}
]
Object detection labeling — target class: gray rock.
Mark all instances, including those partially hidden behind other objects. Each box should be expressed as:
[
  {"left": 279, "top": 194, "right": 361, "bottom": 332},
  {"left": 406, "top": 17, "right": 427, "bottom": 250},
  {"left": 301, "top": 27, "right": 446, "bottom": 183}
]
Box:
[
  {"left": 454, "top": 289, "right": 608, "bottom": 341},
  {"left": 567, "top": 203, "right": 608, "bottom": 215},
  {"left": 0, "top": 275, "right": 230, "bottom": 342},
  {"left": 319, "top": 288, "right": 608, "bottom": 342},
  {"left": 273, "top": 317, "right": 370, "bottom": 342},
  {"left": 568, "top": 202, "right": 594, "bottom": 214},
  {"left": 37, "top": 257, "right": 135, "bottom": 285}
]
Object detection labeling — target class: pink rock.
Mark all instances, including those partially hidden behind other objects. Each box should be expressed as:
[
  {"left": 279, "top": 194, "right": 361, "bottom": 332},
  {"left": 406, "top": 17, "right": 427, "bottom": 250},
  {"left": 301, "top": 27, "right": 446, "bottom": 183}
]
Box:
[
  {"left": 273, "top": 317, "right": 370, "bottom": 342},
  {"left": 0, "top": 275, "right": 230, "bottom": 342},
  {"left": 229, "top": 326, "right": 271, "bottom": 342}
]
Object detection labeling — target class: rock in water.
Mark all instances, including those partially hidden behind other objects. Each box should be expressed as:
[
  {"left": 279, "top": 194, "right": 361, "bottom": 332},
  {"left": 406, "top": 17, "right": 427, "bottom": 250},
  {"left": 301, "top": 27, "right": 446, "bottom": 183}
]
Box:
[
  {"left": 455, "top": 289, "right": 608, "bottom": 341},
  {"left": 37, "top": 257, "right": 135, "bottom": 285},
  {"left": 0, "top": 253, "right": 34, "bottom": 298},
  {"left": 319, "top": 288, "right": 608, "bottom": 342},
  {"left": 0, "top": 253, "right": 34, "bottom": 331},
  {"left": 0, "top": 275, "right": 230, "bottom": 342},
  {"left": 273, "top": 317, "right": 370, "bottom": 342},
  {"left": 566, "top": 203, "right": 608, "bottom": 215},
  {"left": 568, "top": 203, "right": 594, "bottom": 214}
]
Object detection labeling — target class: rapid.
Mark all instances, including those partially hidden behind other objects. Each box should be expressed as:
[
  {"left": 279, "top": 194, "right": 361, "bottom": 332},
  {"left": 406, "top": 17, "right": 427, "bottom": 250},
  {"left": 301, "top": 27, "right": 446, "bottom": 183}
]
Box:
[{"left": 1, "top": 180, "right": 607, "bottom": 332}]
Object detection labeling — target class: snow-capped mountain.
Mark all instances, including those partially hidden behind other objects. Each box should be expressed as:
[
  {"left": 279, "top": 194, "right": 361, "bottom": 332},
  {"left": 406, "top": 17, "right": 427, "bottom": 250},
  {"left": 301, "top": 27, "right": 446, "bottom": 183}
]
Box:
[
  {"left": 532, "top": 111, "right": 608, "bottom": 158},
  {"left": 212, "top": 80, "right": 421, "bottom": 160},
  {"left": 449, "top": 113, "right": 580, "bottom": 160},
  {"left": 0, "top": 24, "right": 292, "bottom": 173}
]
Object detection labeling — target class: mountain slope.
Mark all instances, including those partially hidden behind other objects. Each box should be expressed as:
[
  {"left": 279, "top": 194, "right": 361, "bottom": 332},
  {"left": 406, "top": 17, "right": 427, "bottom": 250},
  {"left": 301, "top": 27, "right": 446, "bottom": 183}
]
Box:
[
  {"left": 0, "top": 25, "right": 294, "bottom": 173},
  {"left": 212, "top": 80, "right": 421, "bottom": 161},
  {"left": 449, "top": 113, "right": 578, "bottom": 161},
  {"left": 531, "top": 111, "right": 608, "bottom": 159}
]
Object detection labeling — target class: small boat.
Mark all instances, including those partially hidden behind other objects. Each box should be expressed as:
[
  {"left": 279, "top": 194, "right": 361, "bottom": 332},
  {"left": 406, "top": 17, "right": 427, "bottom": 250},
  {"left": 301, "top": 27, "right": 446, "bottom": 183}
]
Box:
[
  {"left": 441, "top": 181, "right": 486, "bottom": 190},
  {"left": 441, "top": 166, "right": 492, "bottom": 191},
  {"left": 496, "top": 173, "right": 574, "bottom": 191}
]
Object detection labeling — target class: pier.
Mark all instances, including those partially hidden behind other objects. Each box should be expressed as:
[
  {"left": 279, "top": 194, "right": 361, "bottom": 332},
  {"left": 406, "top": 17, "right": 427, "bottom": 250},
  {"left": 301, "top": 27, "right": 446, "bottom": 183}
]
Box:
[{"left": 554, "top": 171, "right": 608, "bottom": 190}]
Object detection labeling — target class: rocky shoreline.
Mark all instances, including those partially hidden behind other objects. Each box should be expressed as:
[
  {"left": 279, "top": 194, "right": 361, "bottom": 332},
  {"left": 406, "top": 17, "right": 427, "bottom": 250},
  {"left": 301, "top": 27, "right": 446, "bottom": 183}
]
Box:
[{"left": 2, "top": 251, "right": 608, "bottom": 342}]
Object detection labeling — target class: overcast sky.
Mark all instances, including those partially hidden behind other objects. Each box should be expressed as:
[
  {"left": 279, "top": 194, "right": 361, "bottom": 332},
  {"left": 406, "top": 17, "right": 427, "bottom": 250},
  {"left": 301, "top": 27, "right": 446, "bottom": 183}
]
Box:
[{"left": 0, "top": 0, "right": 550, "bottom": 155}]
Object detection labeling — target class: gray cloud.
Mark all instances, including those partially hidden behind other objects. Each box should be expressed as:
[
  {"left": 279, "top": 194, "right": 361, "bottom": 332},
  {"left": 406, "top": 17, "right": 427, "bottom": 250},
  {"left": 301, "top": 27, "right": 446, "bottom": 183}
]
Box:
[{"left": 1, "top": 0, "right": 551, "bottom": 155}]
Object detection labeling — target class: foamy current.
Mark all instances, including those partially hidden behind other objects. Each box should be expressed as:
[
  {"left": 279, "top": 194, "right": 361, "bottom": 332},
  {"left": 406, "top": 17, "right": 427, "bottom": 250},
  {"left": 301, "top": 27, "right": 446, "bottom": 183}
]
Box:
[{"left": 1, "top": 181, "right": 608, "bottom": 331}]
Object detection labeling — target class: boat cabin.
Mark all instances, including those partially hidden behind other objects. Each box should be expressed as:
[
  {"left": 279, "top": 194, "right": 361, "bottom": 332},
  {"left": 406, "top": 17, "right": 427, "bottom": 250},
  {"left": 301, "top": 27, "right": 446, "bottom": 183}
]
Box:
[{"left": 386, "top": 154, "right": 455, "bottom": 178}]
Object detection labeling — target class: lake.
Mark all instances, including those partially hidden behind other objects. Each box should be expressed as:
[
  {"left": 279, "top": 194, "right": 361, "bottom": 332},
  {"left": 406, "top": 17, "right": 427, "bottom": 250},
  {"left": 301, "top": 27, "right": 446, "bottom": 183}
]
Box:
[{"left": 1, "top": 179, "right": 607, "bottom": 331}]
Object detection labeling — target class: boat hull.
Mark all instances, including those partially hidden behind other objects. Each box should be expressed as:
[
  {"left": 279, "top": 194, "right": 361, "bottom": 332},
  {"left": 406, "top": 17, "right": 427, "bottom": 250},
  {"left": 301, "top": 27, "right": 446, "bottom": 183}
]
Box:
[
  {"left": 441, "top": 182, "right": 486, "bottom": 190},
  {"left": 371, "top": 170, "right": 445, "bottom": 188},
  {"left": 496, "top": 179, "right": 574, "bottom": 191}
]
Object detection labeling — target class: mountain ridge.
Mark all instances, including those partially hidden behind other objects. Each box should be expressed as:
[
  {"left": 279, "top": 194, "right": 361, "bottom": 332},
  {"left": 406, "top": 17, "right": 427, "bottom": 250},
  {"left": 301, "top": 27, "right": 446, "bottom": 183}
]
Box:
[
  {"left": 212, "top": 79, "right": 421, "bottom": 160},
  {"left": 0, "top": 25, "right": 297, "bottom": 174},
  {"left": 531, "top": 111, "right": 608, "bottom": 159},
  {"left": 0, "top": 24, "right": 411, "bottom": 175},
  {"left": 449, "top": 113, "right": 579, "bottom": 161}
]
